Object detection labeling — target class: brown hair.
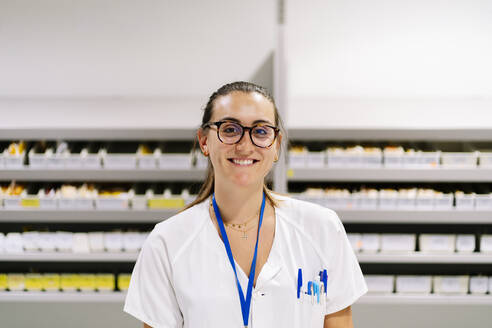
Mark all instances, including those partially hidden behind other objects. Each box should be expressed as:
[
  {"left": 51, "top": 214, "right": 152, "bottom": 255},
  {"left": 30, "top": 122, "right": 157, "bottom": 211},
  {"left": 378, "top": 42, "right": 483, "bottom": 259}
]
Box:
[{"left": 182, "top": 81, "right": 286, "bottom": 211}]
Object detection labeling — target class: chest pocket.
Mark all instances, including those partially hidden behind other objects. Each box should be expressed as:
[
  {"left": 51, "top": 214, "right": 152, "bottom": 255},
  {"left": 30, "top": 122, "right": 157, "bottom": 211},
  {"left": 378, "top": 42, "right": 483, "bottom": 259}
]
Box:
[{"left": 297, "top": 295, "right": 325, "bottom": 328}]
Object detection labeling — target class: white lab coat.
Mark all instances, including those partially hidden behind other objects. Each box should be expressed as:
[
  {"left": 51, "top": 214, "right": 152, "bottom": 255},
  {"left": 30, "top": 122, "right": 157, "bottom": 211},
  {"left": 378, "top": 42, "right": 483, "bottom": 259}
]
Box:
[{"left": 124, "top": 194, "right": 367, "bottom": 328}]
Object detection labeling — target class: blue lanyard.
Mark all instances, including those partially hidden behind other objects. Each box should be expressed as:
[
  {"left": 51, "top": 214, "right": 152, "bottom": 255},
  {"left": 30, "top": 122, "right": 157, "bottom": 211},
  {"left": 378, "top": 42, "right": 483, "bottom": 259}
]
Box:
[{"left": 212, "top": 192, "right": 266, "bottom": 328}]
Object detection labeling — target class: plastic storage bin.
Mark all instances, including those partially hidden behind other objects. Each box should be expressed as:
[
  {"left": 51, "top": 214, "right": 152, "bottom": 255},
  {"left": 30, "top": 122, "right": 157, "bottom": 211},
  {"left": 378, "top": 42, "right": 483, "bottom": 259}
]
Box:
[
  {"left": 380, "top": 234, "right": 416, "bottom": 253},
  {"left": 159, "top": 153, "right": 192, "bottom": 169},
  {"left": 396, "top": 275, "right": 432, "bottom": 294},
  {"left": 433, "top": 276, "right": 469, "bottom": 295},
  {"left": 441, "top": 152, "right": 479, "bottom": 168},
  {"left": 419, "top": 234, "right": 456, "bottom": 253},
  {"left": 479, "top": 152, "right": 492, "bottom": 167},
  {"left": 365, "top": 275, "right": 394, "bottom": 294}
]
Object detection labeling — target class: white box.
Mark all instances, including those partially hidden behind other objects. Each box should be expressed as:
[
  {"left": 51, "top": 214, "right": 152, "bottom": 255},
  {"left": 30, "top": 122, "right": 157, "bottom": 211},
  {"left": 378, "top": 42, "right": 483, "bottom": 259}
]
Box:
[
  {"left": 381, "top": 234, "right": 416, "bottom": 253},
  {"left": 72, "top": 233, "right": 90, "bottom": 253},
  {"left": 158, "top": 153, "right": 192, "bottom": 169},
  {"left": 360, "top": 234, "right": 381, "bottom": 253},
  {"left": 379, "top": 192, "right": 398, "bottom": 209},
  {"left": 347, "top": 233, "right": 362, "bottom": 253},
  {"left": 354, "top": 194, "right": 378, "bottom": 209},
  {"left": 123, "top": 232, "right": 142, "bottom": 252},
  {"left": 288, "top": 152, "right": 307, "bottom": 168},
  {"left": 441, "top": 152, "right": 478, "bottom": 168},
  {"left": 396, "top": 276, "right": 432, "bottom": 294},
  {"left": 365, "top": 275, "right": 394, "bottom": 294},
  {"left": 433, "top": 276, "right": 469, "bottom": 295},
  {"left": 434, "top": 193, "right": 454, "bottom": 210},
  {"left": 455, "top": 193, "right": 475, "bottom": 210},
  {"left": 418, "top": 152, "right": 441, "bottom": 168},
  {"left": 103, "top": 154, "right": 137, "bottom": 169},
  {"left": 327, "top": 150, "right": 350, "bottom": 168},
  {"left": 456, "top": 234, "right": 475, "bottom": 253},
  {"left": 54, "top": 232, "right": 73, "bottom": 252},
  {"left": 479, "top": 152, "right": 492, "bottom": 167},
  {"left": 305, "top": 152, "right": 325, "bottom": 168},
  {"left": 22, "top": 231, "right": 40, "bottom": 252},
  {"left": 38, "top": 232, "right": 56, "bottom": 252},
  {"left": 3, "top": 151, "right": 25, "bottom": 169},
  {"left": 470, "top": 276, "right": 489, "bottom": 294},
  {"left": 402, "top": 152, "right": 421, "bottom": 168},
  {"left": 88, "top": 232, "right": 105, "bottom": 252},
  {"left": 480, "top": 235, "right": 492, "bottom": 253},
  {"left": 475, "top": 194, "right": 492, "bottom": 210},
  {"left": 104, "top": 232, "right": 124, "bottom": 252},
  {"left": 95, "top": 197, "right": 129, "bottom": 210},
  {"left": 419, "top": 234, "right": 456, "bottom": 253}
]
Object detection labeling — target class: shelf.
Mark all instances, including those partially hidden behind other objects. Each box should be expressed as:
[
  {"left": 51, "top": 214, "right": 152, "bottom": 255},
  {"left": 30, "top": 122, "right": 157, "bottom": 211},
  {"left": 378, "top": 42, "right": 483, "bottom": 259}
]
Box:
[
  {"left": 358, "top": 294, "right": 492, "bottom": 305},
  {"left": 287, "top": 167, "right": 492, "bottom": 182},
  {"left": 0, "top": 168, "right": 206, "bottom": 181},
  {"left": 336, "top": 209, "right": 492, "bottom": 224},
  {"left": 288, "top": 128, "right": 492, "bottom": 141},
  {"left": 0, "top": 209, "right": 176, "bottom": 223},
  {"left": 0, "top": 252, "right": 138, "bottom": 262},
  {"left": 0, "top": 291, "right": 126, "bottom": 303},
  {"left": 0, "top": 128, "right": 197, "bottom": 141},
  {"left": 357, "top": 253, "right": 492, "bottom": 264}
]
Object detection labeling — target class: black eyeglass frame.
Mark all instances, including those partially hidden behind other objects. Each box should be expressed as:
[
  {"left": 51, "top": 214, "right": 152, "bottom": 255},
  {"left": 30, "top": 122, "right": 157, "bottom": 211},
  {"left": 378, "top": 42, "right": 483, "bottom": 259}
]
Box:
[{"left": 201, "top": 121, "right": 280, "bottom": 148}]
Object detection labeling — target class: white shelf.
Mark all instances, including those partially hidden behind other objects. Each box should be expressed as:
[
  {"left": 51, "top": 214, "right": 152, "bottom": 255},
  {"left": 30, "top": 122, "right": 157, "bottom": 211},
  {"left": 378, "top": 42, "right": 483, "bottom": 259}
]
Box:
[
  {"left": 288, "top": 128, "right": 492, "bottom": 141},
  {"left": 0, "top": 209, "right": 176, "bottom": 223},
  {"left": 0, "top": 168, "right": 206, "bottom": 181},
  {"left": 0, "top": 252, "right": 138, "bottom": 262},
  {"left": 336, "top": 209, "right": 492, "bottom": 224},
  {"left": 287, "top": 167, "right": 492, "bottom": 182},
  {"left": 0, "top": 291, "right": 126, "bottom": 303},
  {"left": 357, "top": 253, "right": 492, "bottom": 264},
  {"left": 0, "top": 128, "right": 197, "bottom": 140},
  {"left": 358, "top": 294, "right": 492, "bottom": 305}
]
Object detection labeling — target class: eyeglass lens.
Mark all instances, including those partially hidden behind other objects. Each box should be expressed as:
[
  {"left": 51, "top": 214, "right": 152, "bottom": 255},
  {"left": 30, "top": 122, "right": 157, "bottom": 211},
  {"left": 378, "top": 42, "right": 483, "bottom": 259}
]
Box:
[{"left": 219, "top": 122, "right": 275, "bottom": 147}]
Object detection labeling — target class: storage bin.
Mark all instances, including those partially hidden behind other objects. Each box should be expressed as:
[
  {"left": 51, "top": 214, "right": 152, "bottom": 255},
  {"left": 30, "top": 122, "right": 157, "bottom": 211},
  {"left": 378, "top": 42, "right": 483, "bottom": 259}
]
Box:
[
  {"left": 480, "top": 235, "right": 492, "bottom": 253},
  {"left": 3, "top": 196, "right": 23, "bottom": 210},
  {"left": 455, "top": 192, "right": 475, "bottom": 210},
  {"left": 381, "top": 234, "right": 416, "bottom": 253},
  {"left": 475, "top": 194, "right": 492, "bottom": 210},
  {"left": 360, "top": 234, "right": 381, "bottom": 253},
  {"left": 353, "top": 192, "right": 378, "bottom": 209},
  {"left": 138, "top": 154, "right": 158, "bottom": 169},
  {"left": 365, "top": 275, "right": 395, "bottom": 294},
  {"left": 102, "top": 152, "right": 137, "bottom": 169},
  {"left": 3, "top": 150, "right": 25, "bottom": 169},
  {"left": 58, "top": 197, "right": 94, "bottom": 210},
  {"left": 379, "top": 190, "right": 399, "bottom": 209},
  {"left": 95, "top": 197, "right": 129, "bottom": 210},
  {"left": 419, "top": 234, "right": 456, "bottom": 253},
  {"left": 433, "top": 276, "right": 469, "bottom": 295},
  {"left": 288, "top": 152, "right": 307, "bottom": 168},
  {"left": 38, "top": 232, "right": 56, "bottom": 252},
  {"left": 383, "top": 152, "right": 404, "bottom": 168},
  {"left": 402, "top": 151, "right": 421, "bottom": 168},
  {"left": 159, "top": 153, "right": 192, "bottom": 169},
  {"left": 104, "top": 232, "right": 124, "bottom": 252},
  {"left": 326, "top": 149, "right": 349, "bottom": 168},
  {"left": 131, "top": 195, "right": 147, "bottom": 210},
  {"left": 397, "top": 190, "right": 417, "bottom": 209},
  {"left": 418, "top": 151, "right": 441, "bottom": 168},
  {"left": 396, "top": 275, "right": 432, "bottom": 294},
  {"left": 434, "top": 193, "right": 454, "bottom": 210},
  {"left": 441, "top": 152, "right": 478, "bottom": 168}
]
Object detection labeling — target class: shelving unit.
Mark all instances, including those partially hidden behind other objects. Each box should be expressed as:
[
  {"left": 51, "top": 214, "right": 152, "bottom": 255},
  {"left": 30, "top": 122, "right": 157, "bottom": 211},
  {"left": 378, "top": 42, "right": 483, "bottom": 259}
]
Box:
[
  {"left": 0, "top": 253, "right": 138, "bottom": 262},
  {"left": 357, "top": 253, "right": 492, "bottom": 264},
  {"left": 0, "top": 291, "right": 127, "bottom": 303}
]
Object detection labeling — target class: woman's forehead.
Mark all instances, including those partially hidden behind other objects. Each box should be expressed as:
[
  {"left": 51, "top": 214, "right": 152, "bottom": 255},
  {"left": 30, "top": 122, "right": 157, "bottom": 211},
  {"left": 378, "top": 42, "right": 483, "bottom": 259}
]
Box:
[{"left": 211, "top": 92, "right": 275, "bottom": 125}]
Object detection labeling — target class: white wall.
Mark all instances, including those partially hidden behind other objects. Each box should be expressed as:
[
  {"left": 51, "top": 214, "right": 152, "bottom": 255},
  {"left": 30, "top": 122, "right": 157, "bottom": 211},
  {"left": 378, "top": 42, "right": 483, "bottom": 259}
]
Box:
[
  {"left": 285, "top": 0, "right": 492, "bottom": 128},
  {"left": 0, "top": 0, "right": 276, "bottom": 128}
]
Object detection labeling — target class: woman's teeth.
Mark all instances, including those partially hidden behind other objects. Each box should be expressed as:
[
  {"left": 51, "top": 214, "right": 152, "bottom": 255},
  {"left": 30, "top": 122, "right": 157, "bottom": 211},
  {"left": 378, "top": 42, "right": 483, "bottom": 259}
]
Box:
[{"left": 232, "top": 159, "right": 254, "bottom": 166}]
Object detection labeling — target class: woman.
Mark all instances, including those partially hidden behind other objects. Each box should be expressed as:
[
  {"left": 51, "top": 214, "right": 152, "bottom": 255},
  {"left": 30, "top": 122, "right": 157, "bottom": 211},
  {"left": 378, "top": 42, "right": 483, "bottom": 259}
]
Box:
[{"left": 124, "top": 82, "right": 367, "bottom": 328}]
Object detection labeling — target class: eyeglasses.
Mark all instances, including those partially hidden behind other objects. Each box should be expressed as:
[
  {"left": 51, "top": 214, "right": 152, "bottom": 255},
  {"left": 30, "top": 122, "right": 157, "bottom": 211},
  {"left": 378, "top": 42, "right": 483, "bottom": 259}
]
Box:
[{"left": 202, "top": 121, "right": 280, "bottom": 148}]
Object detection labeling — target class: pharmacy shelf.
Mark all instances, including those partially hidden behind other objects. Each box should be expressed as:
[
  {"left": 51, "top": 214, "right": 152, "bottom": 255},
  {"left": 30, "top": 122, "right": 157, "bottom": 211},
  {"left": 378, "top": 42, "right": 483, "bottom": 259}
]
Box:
[
  {"left": 357, "top": 253, "right": 492, "bottom": 264},
  {"left": 0, "top": 253, "right": 138, "bottom": 262},
  {"left": 0, "top": 168, "right": 206, "bottom": 181},
  {"left": 287, "top": 167, "right": 492, "bottom": 182},
  {"left": 288, "top": 128, "right": 492, "bottom": 141},
  {"left": 0, "top": 209, "right": 176, "bottom": 223},
  {"left": 336, "top": 209, "right": 492, "bottom": 224},
  {"left": 358, "top": 294, "right": 492, "bottom": 305},
  {"left": 0, "top": 291, "right": 126, "bottom": 303},
  {"left": 0, "top": 128, "right": 197, "bottom": 140}
]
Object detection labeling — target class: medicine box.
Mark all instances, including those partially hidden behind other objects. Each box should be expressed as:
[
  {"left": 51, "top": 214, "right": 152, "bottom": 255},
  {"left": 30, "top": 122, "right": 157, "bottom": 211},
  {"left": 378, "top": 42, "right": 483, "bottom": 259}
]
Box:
[
  {"left": 360, "top": 234, "right": 381, "bottom": 253},
  {"left": 396, "top": 275, "right": 432, "bottom": 294},
  {"left": 159, "top": 153, "right": 192, "bottom": 169},
  {"left": 288, "top": 152, "right": 307, "bottom": 168},
  {"left": 380, "top": 234, "right": 416, "bottom": 253},
  {"left": 434, "top": 193, "right": 454, "bottom": 210},
  {"left": 479, "top": 152, "right": 492, "bottom": 167},
  {"left": 365, "top": 275, "right": 394, "bottom": 294},
  {"left": 305, "top": 152, "right": 325, "bottom": 168},
  {"left": 441, "top": 152, "right": 478, "bottom": 168},
  {"left": 104, "top": 232, "right": 124, "bottom": 252},
  {"left": 419, "top": 234, "right": 456, "bottom": 253},
  {"left": 455, "top": 193, "right": 475, "bottom": 210},
  {"left": 480, "top": 235, "right": 492, "bottom": 253},
  {"left": 433, "top": 276, "right": 469, "bottom": 295},
  {"left": 475, "top": 194, "right": 492, "bottom": 210},
  {"left": 3, "top": 151, "right": 25, "bottom": 169},
  {"left": 418, "top": 152, "right": 440, "bottom": 168}
]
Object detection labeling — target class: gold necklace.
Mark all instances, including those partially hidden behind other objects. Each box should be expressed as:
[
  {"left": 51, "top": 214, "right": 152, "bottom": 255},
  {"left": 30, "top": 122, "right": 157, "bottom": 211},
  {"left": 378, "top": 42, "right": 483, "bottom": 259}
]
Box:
[{"left": 209, "top": 198, "right": 261, "bottom": 240}]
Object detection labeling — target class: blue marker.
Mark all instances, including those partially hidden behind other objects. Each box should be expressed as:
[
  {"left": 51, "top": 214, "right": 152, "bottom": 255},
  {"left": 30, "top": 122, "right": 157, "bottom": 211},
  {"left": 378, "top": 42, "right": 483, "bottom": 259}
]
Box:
[
  {"left": 297, "top": 268, "right": 303, "bottom": 299},
  {"left": 322, "top": 269, "right": 328, "bottom": 294},
  {"left": 314, "top": 282, "right": 320, "bottom": 304}
]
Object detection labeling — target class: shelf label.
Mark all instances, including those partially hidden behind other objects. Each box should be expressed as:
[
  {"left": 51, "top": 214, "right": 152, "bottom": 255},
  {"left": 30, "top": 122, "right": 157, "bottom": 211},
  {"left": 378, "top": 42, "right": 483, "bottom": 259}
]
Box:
[
  {"left": 21, "top": 198, "right": 40, "bottom": 208},
  {"left": 148, "top": 198, "right": 185, "bottom": 209}
]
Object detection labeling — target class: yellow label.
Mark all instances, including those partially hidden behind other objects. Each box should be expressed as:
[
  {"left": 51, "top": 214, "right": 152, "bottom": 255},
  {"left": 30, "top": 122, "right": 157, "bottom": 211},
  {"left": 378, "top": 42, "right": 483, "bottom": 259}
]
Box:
[
  {"left": 7, "top": 274, "right": 25, "bottom": 291},
  {"left": 21, "top": 198, "right": 40, "bottom": 208},
  {"left": 43, "top": 274, "right": 60, "bottom": 291},
  {"left": 0, "top": 274, "right": 7, "bottom": 290},
  {"left": 117, "top": 274, "right": 131, "bottom": 291},
  {"left": 25, "top": 274, "right": 43, "bottom": 291},
  {"left": 287, "top": 169, "right": 294, "bottom": 178},
  {"left": 148, "top": 198, "right": 185, "bottom": 209},
  {"left": 61, "top": 274, "right": 79, "bottom": 290},
  {"left": 96, "top": 274, "right": 115, "bottom": 291},
  {"left": 79, "top": 274, "right": 96, "bottom": 291}
]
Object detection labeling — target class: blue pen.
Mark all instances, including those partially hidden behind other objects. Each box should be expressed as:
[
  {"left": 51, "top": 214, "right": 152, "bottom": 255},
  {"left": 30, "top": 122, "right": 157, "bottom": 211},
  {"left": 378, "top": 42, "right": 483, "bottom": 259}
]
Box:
[
  {"left": 297, "top": 268, "right": 303, "bottom": 299},
  {"left": 315, "top": 282, "right": 320, "bottom": 304},
  {"left": 307, "top": 281, "right": 312, "bottom": 295},
  {"left": 322, "top": 269, "right": 328, "bottom": 294}
]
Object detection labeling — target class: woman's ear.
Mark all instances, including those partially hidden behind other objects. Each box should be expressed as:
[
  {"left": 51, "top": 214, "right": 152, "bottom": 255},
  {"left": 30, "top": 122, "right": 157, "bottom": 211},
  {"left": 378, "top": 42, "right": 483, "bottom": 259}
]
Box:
[{"left": 197, "top": 128, "right": 209, "bottom": 156}]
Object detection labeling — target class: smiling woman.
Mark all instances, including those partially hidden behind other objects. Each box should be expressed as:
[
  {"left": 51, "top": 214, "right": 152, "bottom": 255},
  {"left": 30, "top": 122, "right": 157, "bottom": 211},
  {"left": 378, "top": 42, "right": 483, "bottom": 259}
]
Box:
[{"left": 123, "top": 82, "right": 367, "bottom": 328}]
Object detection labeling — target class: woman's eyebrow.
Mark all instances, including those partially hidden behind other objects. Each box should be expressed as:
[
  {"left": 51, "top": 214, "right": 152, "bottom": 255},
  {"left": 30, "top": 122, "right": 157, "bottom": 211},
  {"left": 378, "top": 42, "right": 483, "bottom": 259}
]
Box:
[{"left": 219, "top": 116, "right": 274, "bottom": 125}]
